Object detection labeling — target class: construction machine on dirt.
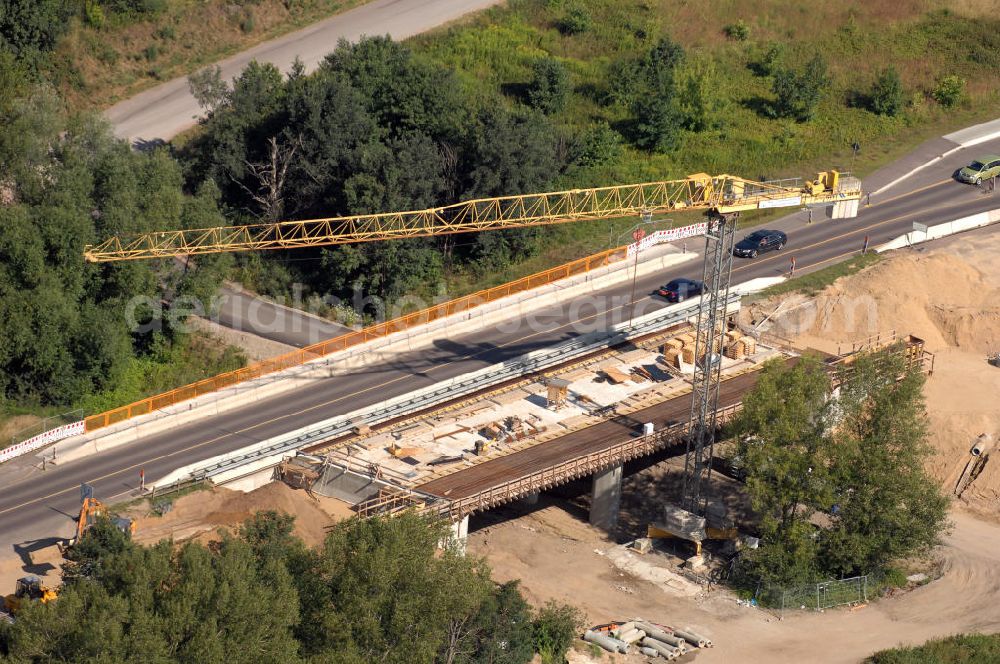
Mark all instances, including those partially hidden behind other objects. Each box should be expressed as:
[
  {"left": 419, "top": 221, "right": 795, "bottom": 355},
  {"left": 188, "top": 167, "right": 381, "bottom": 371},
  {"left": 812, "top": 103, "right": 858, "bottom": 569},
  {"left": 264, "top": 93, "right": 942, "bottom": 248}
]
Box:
[
  {"left": 2, "top": 575, "right": 58, "bottom": 621},
  {"left": 58, "top": 486, "right": 137, "bottom": 554}
]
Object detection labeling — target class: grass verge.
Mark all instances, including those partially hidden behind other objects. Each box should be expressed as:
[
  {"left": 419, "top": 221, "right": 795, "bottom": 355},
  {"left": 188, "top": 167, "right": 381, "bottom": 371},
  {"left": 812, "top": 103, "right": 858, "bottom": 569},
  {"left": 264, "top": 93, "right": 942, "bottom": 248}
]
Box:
[
  {"left": 752, "top": 251, "right": 883, "bottom": 300},
  {"left": 51, "top": 0, "right": 371, "bottom": 110},
  {"left": 113, "top": 481, "right": 210, "bottom": 515},
  {"left": 866, "top": 633, "right": 1000, "bottom": 663}
]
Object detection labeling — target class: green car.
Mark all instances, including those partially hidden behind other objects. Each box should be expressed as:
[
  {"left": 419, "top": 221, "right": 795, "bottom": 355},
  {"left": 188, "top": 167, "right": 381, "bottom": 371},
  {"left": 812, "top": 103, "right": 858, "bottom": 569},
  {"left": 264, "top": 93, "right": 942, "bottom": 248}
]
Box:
[{"left": 957, "top": 155, "right": 1000, "bottom": 185}]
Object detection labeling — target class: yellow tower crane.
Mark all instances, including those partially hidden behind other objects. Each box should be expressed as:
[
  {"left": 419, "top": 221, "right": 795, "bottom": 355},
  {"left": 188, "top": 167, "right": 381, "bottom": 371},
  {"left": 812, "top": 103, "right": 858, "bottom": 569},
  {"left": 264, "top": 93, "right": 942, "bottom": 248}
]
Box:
[{"left": 83, "top": 171, "right": 861, "bottom": 262}]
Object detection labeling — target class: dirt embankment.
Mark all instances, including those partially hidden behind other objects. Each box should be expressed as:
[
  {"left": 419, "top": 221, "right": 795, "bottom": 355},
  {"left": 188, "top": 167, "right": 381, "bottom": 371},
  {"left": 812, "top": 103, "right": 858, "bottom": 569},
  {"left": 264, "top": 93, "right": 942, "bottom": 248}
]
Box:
[
  {"left": 746, "top": 230, "right": 1000, "bottom": 517},
  {"left": 130, "top": 482, "right": 354, "bottom": 549}
]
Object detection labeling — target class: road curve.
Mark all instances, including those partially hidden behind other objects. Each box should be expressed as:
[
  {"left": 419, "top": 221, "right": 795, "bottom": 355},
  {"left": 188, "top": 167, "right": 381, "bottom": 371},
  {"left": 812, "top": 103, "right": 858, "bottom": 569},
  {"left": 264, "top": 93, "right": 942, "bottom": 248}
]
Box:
[{"left": 105, "top": 0, "right": 501, "bottom": 144}]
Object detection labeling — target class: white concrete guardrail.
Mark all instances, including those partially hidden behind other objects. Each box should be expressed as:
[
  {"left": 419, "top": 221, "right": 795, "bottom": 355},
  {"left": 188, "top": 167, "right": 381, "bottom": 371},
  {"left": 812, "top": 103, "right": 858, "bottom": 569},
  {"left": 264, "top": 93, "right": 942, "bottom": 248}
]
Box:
[
  {"left": 43, "top": 240, "right": 698, "bottom": 467},
  {"left": 877, "top": 207, "right": 1000, "bottom": 252},
  {"left": 153, "top": 277, "right": 783, "bottom": 492}
]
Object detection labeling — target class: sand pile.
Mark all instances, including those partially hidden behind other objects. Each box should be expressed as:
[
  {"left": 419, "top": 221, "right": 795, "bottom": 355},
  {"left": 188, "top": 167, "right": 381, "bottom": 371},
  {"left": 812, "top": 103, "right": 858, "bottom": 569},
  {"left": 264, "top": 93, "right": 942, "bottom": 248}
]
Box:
[
  {"left": 754, "top": 248, "right": 1000, "bottom": 355},
  {"left": 133, "top": 482, "right": 354, "bottom": 548},
  {"left": 748, "top": 230, "right": 1000, "bottom": 516}
]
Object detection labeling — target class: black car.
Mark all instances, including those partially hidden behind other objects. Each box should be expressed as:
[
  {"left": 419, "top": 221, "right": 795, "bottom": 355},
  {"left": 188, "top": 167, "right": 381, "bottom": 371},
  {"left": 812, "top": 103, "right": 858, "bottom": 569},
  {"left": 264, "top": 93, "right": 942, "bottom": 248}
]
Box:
[
  {"left": 657, "top": 278, "right": 704, "bottom": 302},
  {"left": 733, "top": 229, "right": 787, "bottom": 258}
]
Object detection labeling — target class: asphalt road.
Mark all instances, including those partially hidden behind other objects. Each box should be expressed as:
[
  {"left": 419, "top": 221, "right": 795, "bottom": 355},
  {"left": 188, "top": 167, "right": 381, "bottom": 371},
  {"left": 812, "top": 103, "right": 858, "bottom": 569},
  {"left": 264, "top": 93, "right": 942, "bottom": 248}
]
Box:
[
  {"left": 105, "top": 0, "right": 501, "bottom": 144},
  {"left": 214, "top": 283, "right": 351, "bottom": 348},
  {"left": 2, "top": 136, "right": 1000, "bottom": 553}
]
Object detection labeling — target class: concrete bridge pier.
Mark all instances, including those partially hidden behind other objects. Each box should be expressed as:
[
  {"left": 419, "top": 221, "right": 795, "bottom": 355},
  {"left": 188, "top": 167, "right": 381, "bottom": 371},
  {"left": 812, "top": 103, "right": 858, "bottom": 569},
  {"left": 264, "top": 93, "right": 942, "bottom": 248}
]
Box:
[
  {"left": 448, "top": 514, "right": 470, "bottom": 553},
  {"left": 589, "top": 464, "right": 623, "bottom": 532},
  {"left": 519, "top": 491, "right": 540, "bottom": 506}
]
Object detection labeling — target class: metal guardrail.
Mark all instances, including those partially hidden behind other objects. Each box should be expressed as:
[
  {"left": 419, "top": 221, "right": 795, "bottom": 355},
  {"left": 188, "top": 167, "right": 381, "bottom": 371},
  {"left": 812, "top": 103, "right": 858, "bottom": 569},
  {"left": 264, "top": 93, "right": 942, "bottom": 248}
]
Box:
[
  {"left": 183, "top": 295, "right": 739, "bottom": 483},
  {"left": 84, "top": 244, "right": 638, "bottom": 432}
]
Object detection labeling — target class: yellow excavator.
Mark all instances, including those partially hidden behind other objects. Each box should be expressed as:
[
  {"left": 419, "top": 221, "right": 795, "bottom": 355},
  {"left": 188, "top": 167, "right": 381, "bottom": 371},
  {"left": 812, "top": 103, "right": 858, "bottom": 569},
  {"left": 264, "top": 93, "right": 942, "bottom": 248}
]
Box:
[
  {"left": 2, "top": 575, "right": 57, "bottom": 618},
  {"left": 58, "top": 495, "right": 137, "bottom": 553}
]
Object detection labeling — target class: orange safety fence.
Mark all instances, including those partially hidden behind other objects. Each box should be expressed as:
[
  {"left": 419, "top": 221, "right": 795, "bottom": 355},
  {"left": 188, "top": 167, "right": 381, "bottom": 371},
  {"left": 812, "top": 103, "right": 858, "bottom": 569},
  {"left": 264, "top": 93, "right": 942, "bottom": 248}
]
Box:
[{"left": 84, "top": 244, "right": 632, "bottom": 432}]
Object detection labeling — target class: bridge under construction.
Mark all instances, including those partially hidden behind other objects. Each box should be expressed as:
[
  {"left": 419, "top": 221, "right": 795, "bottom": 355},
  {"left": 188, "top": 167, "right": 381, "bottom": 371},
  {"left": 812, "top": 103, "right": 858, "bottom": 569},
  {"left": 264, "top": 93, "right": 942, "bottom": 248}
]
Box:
[{"left": 276, "top": 329, "right": 932, "bottom": 540}]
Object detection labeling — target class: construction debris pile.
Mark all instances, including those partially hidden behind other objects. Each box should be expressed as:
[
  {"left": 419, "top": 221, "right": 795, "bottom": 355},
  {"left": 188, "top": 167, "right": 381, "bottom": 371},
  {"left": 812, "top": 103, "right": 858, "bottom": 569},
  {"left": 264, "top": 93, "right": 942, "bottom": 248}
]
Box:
[{"left": 584, "top": 619, "right": 713, "bottom": 660}]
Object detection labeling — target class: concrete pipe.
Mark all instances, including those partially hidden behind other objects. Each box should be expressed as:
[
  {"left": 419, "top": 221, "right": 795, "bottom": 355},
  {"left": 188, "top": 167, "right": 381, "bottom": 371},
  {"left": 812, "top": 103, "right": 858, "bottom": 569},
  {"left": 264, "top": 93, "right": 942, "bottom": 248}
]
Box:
[
  {"left": 640, "top": 646, "right": 661, "bottom": 658},
  {"left": 683, "top": 627, "right": 713, "bottom": 648},
  {"left": 642, "top": 636, "right": 680, "bottom": 659},
  {"left": 635, "top": 621, "right": 674, "bottom": 644},
  {"left": 673, "top": 628, "right": 708, "bottom": 648},
  {"left": 648, "top": 631, "right": 687, "bottom": 651},
  {"left": 611, "top": 620, "right": 636, "bottom": 637},
  {"left": 583, "top": 630, "right": 622, "bottom": 654},
  {"left": 618, "top": 628, "right": 646, "bottom": 644},
  {"left": 972, "top": 433, "right": 993, "bottom": 456},
  {"left": 649, "top": 636, "right": 685, "bottom": 656}
]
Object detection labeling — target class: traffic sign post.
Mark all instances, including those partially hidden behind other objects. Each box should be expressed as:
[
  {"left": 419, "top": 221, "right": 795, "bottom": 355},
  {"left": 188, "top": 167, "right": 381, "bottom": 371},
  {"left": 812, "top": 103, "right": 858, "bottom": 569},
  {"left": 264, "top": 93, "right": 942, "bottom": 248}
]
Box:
[{"left": 628, "top": 224, "right": 646, "bottom": 328}]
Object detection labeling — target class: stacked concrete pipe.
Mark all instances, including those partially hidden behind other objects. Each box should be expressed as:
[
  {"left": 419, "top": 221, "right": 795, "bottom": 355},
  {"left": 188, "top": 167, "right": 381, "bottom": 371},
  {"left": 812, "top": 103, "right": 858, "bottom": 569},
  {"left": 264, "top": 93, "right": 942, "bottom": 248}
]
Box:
[
  {"left": 674, "top": 627, "right": 713, "bottom": 648},
  {"left": 641, "top": 637, "right": 681, "bottom": 659},
  {"left": 583, "top": 630, "right": 628, "bottom": 654}
]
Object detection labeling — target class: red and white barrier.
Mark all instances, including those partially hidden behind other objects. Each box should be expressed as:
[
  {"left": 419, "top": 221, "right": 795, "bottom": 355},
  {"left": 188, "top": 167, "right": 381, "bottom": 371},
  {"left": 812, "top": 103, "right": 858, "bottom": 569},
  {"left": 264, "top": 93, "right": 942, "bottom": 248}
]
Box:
[
  {"left": 627, "top": 222, "right": 708, "bottom": 257},
  {"left": 0, "top": 420, "right": 85, "bottom": 463}
]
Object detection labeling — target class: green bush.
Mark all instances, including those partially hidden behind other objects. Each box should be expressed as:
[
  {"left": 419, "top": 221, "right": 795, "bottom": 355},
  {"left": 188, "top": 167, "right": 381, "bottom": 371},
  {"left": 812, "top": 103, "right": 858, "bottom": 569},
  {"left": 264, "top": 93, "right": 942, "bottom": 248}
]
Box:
[
  {"left": 557, "top": 7, "right": 591, "bottom": 35},
  {"left": 867, "top": 633, "right": 1000, "bottom": 663},
  {"left": 724, "top": 19, "right": 751, "bottom": 41},
  {"left": 84, "top": 1, "right": 106, "bottom": 28},
  {"left": 526, "top": 57, "right": 570, "bottom": 114},
  {"left": 571, "top": 121, "right": 622, "bottom": 167},
  {"left": 870, "top": 67, "right": 904, "bottom": 116},
  {"left": 239, "top": 11, "right": 256, "bottom": 34},
  {"left": 0, "top": 0, "right": 73, "bottom": 59},
  {"left": 752, "top": 41, "right": 785, "bottom": 76},
  {"left": 931, "top": 75, "right": 965, "bottom": 107},
  {"left": 769, "top": 54, "right": 828, "bottom": 121},
  {"left": 532, "top": 601, "right": 581, "bottom": 664},
  {"left": 101, "top": 0, "right": 168, "bottom": 17},
  {"left": 881, "top": 567, "right": 908, "bottom": 589}
]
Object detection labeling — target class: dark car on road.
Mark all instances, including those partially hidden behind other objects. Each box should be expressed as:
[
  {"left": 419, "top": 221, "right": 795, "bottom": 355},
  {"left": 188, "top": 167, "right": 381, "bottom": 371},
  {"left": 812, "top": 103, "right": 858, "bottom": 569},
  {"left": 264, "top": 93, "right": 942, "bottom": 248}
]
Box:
[
  {"left": 733, "top": 229, "right": 787, "bottom": 258},
  {"left": 657, "top": 278, "right": 704, "bottom": 302}
]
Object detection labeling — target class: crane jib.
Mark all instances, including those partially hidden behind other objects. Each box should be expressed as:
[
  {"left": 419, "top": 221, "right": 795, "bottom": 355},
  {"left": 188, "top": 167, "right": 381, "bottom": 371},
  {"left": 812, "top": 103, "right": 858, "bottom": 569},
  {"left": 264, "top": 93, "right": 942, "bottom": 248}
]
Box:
[{"left": 82, "top": 172, "right": 861, "bottom": 262}]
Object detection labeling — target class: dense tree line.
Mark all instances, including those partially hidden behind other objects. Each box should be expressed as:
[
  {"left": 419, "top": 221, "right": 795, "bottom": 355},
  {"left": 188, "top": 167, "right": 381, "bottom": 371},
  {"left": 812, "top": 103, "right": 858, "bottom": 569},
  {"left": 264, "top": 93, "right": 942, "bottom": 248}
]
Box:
[
  {"left": 183, "top": 37, "right": 573, "bottom": 308},
  {"left": 0, "top": 512, "right": 580, "bottom": 664},
  {"left": 729, "top": 348, "right": 949, "bottom": 587},
  {"left": 0, "top": 52, "right": 228, "bottom": 408}
]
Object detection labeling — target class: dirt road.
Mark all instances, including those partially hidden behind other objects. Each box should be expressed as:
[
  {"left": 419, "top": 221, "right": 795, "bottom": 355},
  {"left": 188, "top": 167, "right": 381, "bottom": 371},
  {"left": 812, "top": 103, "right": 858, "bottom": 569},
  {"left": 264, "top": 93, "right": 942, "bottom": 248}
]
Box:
[{"left": 472, "top": 506, "right": 1000, "bottom": 663}]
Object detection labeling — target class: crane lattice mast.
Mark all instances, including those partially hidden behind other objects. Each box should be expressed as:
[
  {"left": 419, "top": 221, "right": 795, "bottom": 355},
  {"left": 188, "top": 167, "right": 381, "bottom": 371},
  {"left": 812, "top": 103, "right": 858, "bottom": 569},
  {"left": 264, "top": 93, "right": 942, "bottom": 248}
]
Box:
[{"left": 682, "top": 213, "right": 738, "bottom": 514}]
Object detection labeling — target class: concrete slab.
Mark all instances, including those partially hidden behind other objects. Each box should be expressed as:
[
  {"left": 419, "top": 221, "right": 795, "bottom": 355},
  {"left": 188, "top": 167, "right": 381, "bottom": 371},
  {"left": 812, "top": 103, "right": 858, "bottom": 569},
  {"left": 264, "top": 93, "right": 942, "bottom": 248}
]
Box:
[
  {"left": 490, "top": 388, "right": 531, "bottom": 405},
  {"left": 944, "top": 117, "right": 1000, "bottom": 147}
]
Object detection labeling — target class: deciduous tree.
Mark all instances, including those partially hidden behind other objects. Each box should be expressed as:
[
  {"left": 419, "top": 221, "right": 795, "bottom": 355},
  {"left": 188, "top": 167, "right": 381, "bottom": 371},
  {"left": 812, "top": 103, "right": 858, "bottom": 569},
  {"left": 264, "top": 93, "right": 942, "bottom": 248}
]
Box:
[
  {"left": 731, "top": 356, "right": 835, "bottom": 584},
  {"left": 819, "top": 349, "right": 949, "bottom": 576}
]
